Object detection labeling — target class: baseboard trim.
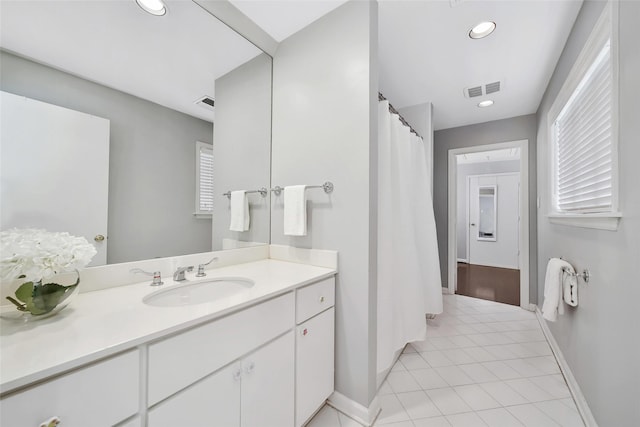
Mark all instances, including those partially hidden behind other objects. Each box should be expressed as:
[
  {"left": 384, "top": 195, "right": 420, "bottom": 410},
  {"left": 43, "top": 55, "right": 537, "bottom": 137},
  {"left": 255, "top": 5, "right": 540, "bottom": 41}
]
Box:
[
  {"left": 535, "top": 307, "right": 598, "bottom": 427},
  {"left": 327, "top": 391, "right": 381, "bottom": 427}
]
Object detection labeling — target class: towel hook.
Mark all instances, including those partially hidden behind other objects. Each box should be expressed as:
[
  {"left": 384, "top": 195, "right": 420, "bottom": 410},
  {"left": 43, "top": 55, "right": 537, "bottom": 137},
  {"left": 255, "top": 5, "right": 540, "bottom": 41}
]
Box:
[{"left": 562, "top": 267, "right": 591, "bottom": 283}]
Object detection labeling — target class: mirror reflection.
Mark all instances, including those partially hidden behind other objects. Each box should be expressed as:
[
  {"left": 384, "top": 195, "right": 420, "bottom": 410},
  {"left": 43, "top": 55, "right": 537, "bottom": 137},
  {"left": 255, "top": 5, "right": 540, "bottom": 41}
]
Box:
[
  {"left": 478, "top": 186, "right": 497, "bottom": 241},
  {"left": 0, "top": 0, "right": 272, "bottom": 265}
]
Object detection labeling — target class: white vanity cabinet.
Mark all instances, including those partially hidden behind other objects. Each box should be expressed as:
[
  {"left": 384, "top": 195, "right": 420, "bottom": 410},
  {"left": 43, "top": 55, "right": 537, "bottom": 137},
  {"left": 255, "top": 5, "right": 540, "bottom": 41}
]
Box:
[
  {"left": 148, "top": 332, "right": 295, "bottom": 427},
  {"left": 295, "top": 278, "right": 336, "bottom": 427},
  {"left": 0, "top": 269, "right": 337, "bottom": 427},
  {"left": 147, "top": 293, "right": 296, "bottom": 427},
  {"left": 147, "top": 361, "right": 241, "bottom": 427},
  {"left": 0, "top": 349, "right": 139, "bottom": 427}
]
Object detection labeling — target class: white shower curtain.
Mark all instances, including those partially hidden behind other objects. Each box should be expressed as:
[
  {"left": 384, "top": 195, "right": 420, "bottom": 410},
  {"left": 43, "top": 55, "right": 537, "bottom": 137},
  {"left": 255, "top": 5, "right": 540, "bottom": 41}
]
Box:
[{"left": 377, "top": 100, "right": 443, "bottom": 377}]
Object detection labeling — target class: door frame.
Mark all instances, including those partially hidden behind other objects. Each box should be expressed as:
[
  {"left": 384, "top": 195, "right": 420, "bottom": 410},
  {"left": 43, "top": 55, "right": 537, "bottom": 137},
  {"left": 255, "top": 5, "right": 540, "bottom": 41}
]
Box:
[{"left": 447, "top": 140, "right": 530, "bottom": 309}]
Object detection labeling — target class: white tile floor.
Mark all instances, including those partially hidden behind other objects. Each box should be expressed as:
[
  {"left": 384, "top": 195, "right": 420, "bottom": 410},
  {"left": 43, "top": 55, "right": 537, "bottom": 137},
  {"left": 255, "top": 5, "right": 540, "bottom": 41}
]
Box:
[{"left": 307, "top": 294, "right": 584, "bottom": 427}]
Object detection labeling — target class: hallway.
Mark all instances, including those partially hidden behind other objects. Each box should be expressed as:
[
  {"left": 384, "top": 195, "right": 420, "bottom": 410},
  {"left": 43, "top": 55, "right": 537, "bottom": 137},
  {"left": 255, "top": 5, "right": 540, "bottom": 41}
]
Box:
[
  {"left": 308, "top": 294, "right": 583, "bottom": 427},
  {"left": 456, "top": 263, "right": 520, "bottom": 306}
]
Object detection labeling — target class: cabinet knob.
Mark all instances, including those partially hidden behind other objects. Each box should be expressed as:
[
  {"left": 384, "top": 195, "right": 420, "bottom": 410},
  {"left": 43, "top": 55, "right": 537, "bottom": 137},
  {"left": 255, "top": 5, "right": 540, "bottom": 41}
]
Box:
[
  {"left": 245, "top": 361, "right": 255, "bottom": 374},
  {"left": 94, "top": 234, "right": 105, "bottom": 242},
  {"left": 319, "top": 296, "right": 325, "bottom": 303},
  {"left": 40, "top": 416, "right": 61, "bottom": 427},
  {"left": 302, "top": 328, "right": 308, "bottom": 336}
]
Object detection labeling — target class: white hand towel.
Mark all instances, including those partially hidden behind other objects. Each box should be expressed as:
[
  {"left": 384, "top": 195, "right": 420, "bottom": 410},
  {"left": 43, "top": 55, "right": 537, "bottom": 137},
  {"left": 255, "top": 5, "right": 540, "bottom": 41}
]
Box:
[
  {"left": 284, "top": 185, "right": 307, "bottom": 236},
  {"left": 541, "top": 258, "right": 574, "bottom": 321},
  {"left": 229, "top": 191, "right": 250, "bottom": 232}
]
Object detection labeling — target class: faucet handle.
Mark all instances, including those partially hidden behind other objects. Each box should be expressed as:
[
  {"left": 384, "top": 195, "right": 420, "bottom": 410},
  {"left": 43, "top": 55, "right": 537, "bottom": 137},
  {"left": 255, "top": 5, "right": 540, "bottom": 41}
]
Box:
[
  {"left": 196, "top": 257, "right": 219, "bottom": 277},
  {"left": 130, "top": 268, "right": 164, "bottom": 286}
]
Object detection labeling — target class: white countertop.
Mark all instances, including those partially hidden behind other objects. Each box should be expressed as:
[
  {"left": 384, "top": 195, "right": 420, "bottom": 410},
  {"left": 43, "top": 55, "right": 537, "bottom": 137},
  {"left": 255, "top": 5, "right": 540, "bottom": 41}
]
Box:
[{"left": 0, "top": 259, "right": 336, "bottom": 394}]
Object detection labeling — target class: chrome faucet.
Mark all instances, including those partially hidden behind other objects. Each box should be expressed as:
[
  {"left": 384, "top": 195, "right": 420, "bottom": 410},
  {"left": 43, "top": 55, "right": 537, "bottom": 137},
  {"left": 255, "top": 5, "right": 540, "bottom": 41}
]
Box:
[
  {"left": 130, "top": 268, "right": 164, "bottom": 286},
  {"left": 173, "top": 266, "right": 193, "bottom": 281},
  {"left": 196, "top": 256, "right": 219, "bottom": 277}
]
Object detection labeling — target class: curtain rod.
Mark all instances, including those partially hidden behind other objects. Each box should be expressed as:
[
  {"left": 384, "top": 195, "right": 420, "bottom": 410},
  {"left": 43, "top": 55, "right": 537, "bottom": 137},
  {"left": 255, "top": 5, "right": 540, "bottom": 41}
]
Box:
[{"left": 378, "top": 93, "right": 423, "bottom": 139}]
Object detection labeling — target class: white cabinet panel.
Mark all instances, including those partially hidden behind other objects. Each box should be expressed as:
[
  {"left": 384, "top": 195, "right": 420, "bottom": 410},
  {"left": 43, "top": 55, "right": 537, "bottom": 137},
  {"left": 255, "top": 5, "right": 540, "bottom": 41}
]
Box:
[
  {"left": 242, "top": 331, "right": 295, "bottom": 427},
  {"left": 148, "top": 293, "right": 294, "bottom": 405},
  {"left": 148, "top": 362, "right": 241, "bottom": 427},
  {"left": 0, "top": 350, "right": 139, "bottom": 427},
  {"left": 295, "top": 277, "right": 335, "bottom": 324},
  {"left": 295, "top": 308, "right": 335, "bottom": 427}
]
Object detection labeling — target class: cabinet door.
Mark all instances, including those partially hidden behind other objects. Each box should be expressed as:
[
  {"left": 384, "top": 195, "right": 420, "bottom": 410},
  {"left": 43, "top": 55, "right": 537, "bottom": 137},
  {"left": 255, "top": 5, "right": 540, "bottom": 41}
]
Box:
[
  {"left": 148, "top": 362, "right": 241, "bottom": 427},
  {"left": 241, "top": 331, "right": 294, "bottom": 427},
  {"left": 0, "top": 350, "right": 139, "bottom": 427},
  {"left": 295, "top": 308, "right": 335, "bottom": 427}
]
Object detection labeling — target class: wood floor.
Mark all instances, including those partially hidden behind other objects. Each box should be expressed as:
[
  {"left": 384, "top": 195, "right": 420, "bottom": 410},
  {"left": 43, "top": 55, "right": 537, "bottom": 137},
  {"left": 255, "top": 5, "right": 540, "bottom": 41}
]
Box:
[{"left": 456, "top": 262, "right": 520, "bottom": 306}]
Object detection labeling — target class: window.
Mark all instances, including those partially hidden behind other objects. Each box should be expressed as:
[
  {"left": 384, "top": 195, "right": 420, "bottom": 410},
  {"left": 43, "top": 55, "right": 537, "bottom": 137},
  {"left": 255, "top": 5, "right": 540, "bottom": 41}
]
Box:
[
  {"left": 548, "top": 1, "right": 620, "bottom": 230},
  {"left": 195, "top": 141, "right": 213, "bottom": 216}
]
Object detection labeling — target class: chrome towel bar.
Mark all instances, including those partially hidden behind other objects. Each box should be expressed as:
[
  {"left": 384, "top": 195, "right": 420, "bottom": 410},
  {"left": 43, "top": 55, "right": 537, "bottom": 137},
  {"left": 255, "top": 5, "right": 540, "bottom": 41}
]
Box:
[
  {"left": 222, "top": 187, "right": 268, "bottom": 199},
  {"left": 271, "top": 182, "right": 334, "bottom": 196}
]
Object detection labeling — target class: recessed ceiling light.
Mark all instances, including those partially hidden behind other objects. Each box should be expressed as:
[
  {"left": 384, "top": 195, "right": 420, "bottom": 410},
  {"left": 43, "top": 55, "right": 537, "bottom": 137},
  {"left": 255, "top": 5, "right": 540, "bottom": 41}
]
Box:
[
  {"left": 469, "top": 21, "right": 496, "bottom": 39},
  {"left": 478, "top": 100, "right": 494, "bottom": 108},
  {"left": 136, "top": 0, "right": 167, "bottom": 16}
]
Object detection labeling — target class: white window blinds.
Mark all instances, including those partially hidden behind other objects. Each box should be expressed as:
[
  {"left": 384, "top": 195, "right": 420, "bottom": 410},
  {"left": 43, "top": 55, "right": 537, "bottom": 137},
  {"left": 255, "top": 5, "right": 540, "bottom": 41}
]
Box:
[
  {"left": 196, "top": 142, "right": 213, "bottom": 214},
  {"left": 554, "top": 40, "right": 612, "bottom": 213}
]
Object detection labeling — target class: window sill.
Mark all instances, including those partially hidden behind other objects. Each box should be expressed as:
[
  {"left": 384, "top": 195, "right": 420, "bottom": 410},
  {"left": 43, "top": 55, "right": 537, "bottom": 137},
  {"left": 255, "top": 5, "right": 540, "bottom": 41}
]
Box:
[
  {"left": 547, "top": 213, "right": 622, "bottom": 231},
  {"left": 193, "top": 213, "right": 212, "bottom": 219}
]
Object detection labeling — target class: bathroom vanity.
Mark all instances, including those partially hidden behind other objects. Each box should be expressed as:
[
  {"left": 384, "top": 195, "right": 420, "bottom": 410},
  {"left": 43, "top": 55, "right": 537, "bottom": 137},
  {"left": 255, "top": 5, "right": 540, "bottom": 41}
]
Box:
[{"left": 0, "top": 257, "right": 336, "bottom": 427}]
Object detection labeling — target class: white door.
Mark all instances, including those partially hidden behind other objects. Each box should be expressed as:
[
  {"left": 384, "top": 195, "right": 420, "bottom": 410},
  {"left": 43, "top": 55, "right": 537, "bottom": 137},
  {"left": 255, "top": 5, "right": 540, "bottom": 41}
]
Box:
[
  {"left": 147, "top": 361, "right": 241, "bottom": 427},
  {"left": 241, "top": 331, "right": 294, "bottom": 427},
  {"left": 295, "top": 308, "right": 335, "bottom": 427},
  {"left": 468, "top": 174, "right": 519, "bottom": 269},
  {"left": 1, "top": 91, "right": 109, "bottom": 265}
]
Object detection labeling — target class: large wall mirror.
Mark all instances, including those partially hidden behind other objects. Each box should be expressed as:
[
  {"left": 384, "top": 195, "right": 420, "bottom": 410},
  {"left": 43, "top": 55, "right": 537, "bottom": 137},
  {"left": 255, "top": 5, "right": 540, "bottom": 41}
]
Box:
[{"left": 0, "top": 0, "right": 272, "bottom": 265}]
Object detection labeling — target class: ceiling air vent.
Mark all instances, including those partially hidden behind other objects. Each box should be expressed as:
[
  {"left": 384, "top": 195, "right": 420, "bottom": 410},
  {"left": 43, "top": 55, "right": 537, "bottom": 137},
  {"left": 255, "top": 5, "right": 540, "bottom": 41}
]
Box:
[
  {"left": 467, "top": 86, "right": 483, "bottom": 98},
  {"left": 195, "top": 96, "right": 215, "bottom": 111},
  {"left": 464, "top": 80, "right": 503, "bottom": 99},
  {"left": 485, "top": 81, "right": 501, "bottom": 94}
]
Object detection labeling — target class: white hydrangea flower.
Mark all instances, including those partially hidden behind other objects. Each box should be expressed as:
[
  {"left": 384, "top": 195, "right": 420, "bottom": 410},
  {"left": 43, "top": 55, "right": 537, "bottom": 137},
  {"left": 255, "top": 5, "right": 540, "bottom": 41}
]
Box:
[{"left": 0, "top": 228, "right": 97, "bottom": 282}]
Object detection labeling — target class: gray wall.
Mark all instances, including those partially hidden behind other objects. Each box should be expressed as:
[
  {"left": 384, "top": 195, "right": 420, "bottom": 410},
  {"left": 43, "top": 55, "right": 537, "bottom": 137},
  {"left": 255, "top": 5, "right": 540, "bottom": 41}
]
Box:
[
  {"left": 456, "top": 160, "right": 520, "bottom": 260},
  {"left": 271, "top": 1, "right": 379, "bottom": 407},
  {"left": 0, "top": 51, "right": 213, "bottom": 264},
  {"left": 536, "top": 1, "right": 640, "bottom": 425},
  {"left": 212, "top": 53, "right": 272, "bottom": 250},
  {"left": 434, "top": 114, "right": 538, "bottom": 302}
]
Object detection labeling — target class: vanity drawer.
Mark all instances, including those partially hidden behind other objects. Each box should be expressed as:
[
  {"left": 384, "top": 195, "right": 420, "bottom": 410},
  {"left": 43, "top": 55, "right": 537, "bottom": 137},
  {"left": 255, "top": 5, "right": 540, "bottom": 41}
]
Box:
[
  {"left": 296, "top": 277, "right": 335, "bottom": 324},
  {"left": 0, "top": 350, "right": 139, "bottom": 427},
  {"left": 148, "top": 292, "right": 294, "bottom": 406}
]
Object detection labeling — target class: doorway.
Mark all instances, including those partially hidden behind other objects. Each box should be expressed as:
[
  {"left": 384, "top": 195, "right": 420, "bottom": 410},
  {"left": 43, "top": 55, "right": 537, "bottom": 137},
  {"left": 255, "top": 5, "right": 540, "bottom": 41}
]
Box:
[{"left": 447, "top": 140, "right": 530, "bottom": 309}]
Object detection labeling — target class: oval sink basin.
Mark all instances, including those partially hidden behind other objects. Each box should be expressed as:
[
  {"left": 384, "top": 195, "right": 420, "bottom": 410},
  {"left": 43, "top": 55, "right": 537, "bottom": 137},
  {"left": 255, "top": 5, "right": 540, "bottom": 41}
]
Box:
[{"left": 143, "top": 277, "right": 255, "bottom": 307}]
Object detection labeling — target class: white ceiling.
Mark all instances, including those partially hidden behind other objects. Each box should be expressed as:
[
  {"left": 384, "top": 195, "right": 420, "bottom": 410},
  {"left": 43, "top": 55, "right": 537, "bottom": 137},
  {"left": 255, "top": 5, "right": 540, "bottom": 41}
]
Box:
[
  {"left": 1, "top": 0, "right": 585, "bottom": 132},
  {"left": 226, "top": 0, "right": 583, "bottom": 131},
  {"left": 229, "top": 0, "right": 349, "bottom": 42},
  {"left": 0, "top": 0, "right": 262, "bottom": 123},
  {"left": 457, "top": 147, "right": 521, "bottom": 164},
  {"left": 379, "top": 0, "right": 583, "bottom": 130}
]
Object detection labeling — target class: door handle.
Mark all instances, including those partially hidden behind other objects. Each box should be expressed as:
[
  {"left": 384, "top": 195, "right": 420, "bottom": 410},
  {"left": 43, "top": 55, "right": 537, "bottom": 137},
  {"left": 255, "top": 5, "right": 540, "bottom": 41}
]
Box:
[{"left": 94, "top": 234, "right": 105, "bottom": 242}]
